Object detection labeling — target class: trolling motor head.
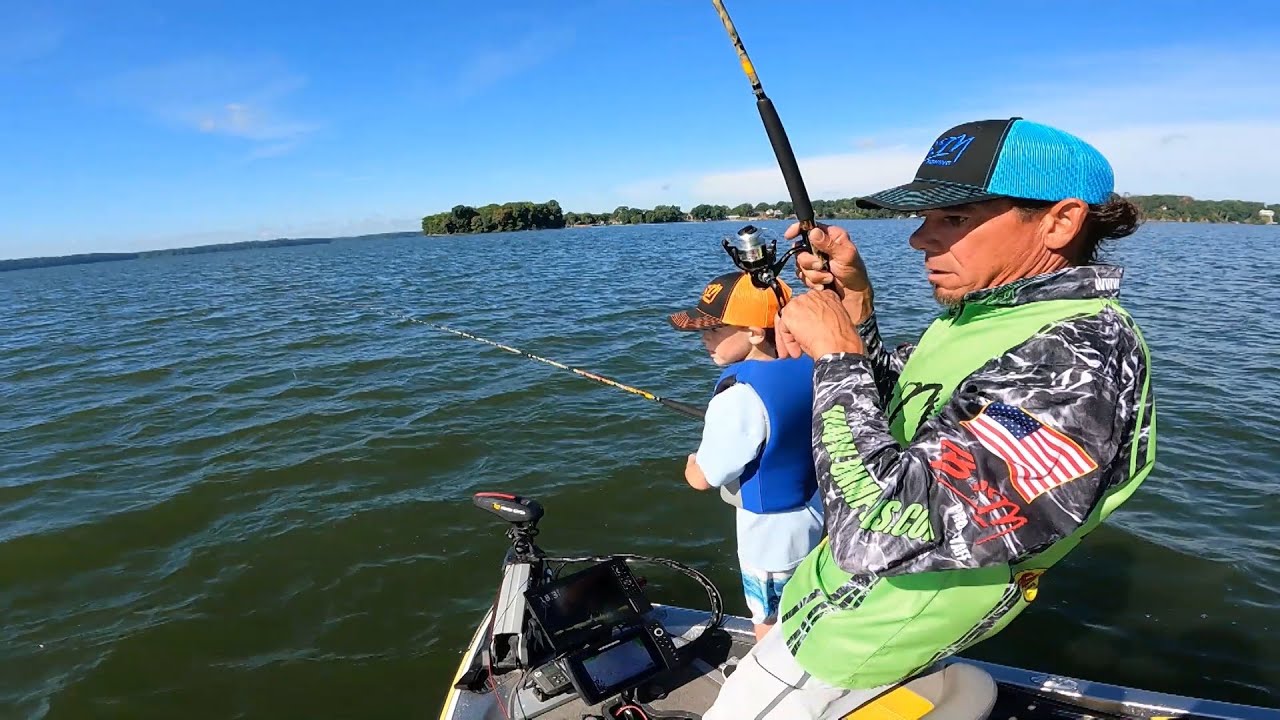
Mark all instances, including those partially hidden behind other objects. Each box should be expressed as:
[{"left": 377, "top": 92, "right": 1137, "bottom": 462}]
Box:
[
  {"left": 473, "top": 491, "right": 545, "bottom": 560},
  {"left": 723, "top": 224, "right": 805, "bottom": 301},
  {"left": 473, "top": 491, "right": 544, "bottom": 526}
]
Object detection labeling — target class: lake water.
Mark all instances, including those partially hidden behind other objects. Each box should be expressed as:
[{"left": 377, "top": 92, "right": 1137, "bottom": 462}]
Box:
[{"left": 2, "top": 219, "right": 1277, "bottom": 717}]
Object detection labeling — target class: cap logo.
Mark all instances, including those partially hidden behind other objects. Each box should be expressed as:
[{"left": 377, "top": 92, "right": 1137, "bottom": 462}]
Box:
[
  {"left": 925, "top": 133, "right": 975, "bottom": 167},
  {"left": 701, "top": 283, "right": 724, "bottom": 304}
]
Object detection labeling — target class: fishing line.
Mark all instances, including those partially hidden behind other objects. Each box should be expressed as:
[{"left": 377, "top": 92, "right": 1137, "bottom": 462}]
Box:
[{"left": 308, "top": 294, "right": 705, "bottom": 421}]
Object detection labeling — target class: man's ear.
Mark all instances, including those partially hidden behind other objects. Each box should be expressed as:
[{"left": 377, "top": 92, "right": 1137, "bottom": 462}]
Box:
[{"left": 1040, "top": 198, "right": 1089, "bottom": 252}]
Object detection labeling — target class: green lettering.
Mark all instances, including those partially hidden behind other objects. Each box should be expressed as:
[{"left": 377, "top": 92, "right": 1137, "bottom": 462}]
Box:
[
  {"left": 831, "top": 458, "right": 868, "bottom": 483},
  {"left": 850, "top": 482, "right": 882, "bottom": 512},
  {"left": 822, "top": 424, "right": 849, "bottom": 441},
  {"left": 850, "top": 480, "right": 879, "bottom": 505},
  {"left": 859, "top": 500, "right": 882, "bottom": 529},
  {"left": 891, "top": 504, "right": 924, "bottom": 537},
  {"left": 869, "top": 500, "right": 902, "bottom": 532},
  {"left": 908, "top": 513, "right": 935, "bottom": 541},
  {"left": 834, "top": 476, "right": 867, "bottom": 496},
  {"left": 851, "top": 500, "right": 937, "bottom": 539},
  {"left": 825, "top": 440, "right": 859, "bottom": 461},
  {"left": 820, "top": 406, "right": 851, "bottom": 448}
]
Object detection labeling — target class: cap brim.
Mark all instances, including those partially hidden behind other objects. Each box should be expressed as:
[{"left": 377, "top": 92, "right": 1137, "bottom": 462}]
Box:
[
  {"left": 668, "top": 309, "right": 726, "bottom": 331},
  {"left": 856, "top": 180, "right": 1004, "bottom": 211}
]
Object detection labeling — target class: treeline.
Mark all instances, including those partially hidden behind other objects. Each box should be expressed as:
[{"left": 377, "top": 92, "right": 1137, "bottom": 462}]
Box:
[
  {"left": 686, "top": 200, "right": 896, "bottom": 221},
  {"left": 581, "top": 205, "right": 687, "bottom": 226},
  {"left": 423, "top": 194, "right": 1280, "bottom": 236},
  {"left": 1, "top": 252, "right": 138, "bottom": 271},
  {"left": 1, "top": 237, "right": 331, "bottom": 272},
  {"left": 1126, "top": 195, "right": 1278, "bottom": 224},
  {"left": 422, "top": 198, "right": 900, "bottom": 235},
  {"left": 421, "top": 201, "right": 565, "bottom": 235}
]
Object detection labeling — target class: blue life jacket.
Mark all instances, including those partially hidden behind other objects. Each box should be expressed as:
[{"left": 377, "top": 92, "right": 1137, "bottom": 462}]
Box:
[{"left": 711, "top": 356, "right": 817, "bottom": 513}]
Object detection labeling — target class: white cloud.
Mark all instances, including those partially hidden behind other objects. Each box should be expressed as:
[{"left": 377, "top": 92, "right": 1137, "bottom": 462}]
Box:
[
  {"left": 1086, "top": 122, "right": 1280, "bottom": 200},
  {"left": 611, "top": 145, "right": 923, "bottom": 208},
  {"left": 615, "top": 120, "right": 1280, "bottom": 207},
  {"left": 612, "top": 46, "right": 1280, "bottom": 206},
  {"left": 194, "top": 101, "right": 310, "bottom": 143},
  {"left": 97, "top": 55, "right": 317, "bottom": 157}
]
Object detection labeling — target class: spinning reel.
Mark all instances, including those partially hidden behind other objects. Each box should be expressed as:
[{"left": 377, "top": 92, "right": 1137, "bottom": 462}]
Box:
[{"left": 722, "top": 224, "right": 806, "bottom": 309}]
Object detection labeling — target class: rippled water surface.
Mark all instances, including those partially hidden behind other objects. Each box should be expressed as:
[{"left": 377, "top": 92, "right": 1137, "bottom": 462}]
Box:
[{"left": 2, "top": 220, "right": 1278, "bottom": 718}]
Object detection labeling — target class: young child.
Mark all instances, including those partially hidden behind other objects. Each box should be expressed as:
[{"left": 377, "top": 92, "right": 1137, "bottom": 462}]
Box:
[{"left": 668, "top": 270, "right": 824, "bottom": 642}]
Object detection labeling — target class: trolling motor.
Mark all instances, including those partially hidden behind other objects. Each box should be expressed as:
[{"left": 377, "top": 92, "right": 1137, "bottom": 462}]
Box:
[
  {"left": 473, "top": 491, "right": 545, "bottom": 562},
  {"left": 472, "top": 492, "right": 546, "bottom": 670}
]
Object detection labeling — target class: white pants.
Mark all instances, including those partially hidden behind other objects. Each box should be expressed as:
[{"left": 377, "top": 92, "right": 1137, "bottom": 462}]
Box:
[{"left": 703, "top": 626, "right": 895, "bottom": 720}]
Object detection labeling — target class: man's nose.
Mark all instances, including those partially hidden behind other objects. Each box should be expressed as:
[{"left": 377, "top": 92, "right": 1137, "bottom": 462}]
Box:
[{"left": 908, "top": 224, "right": 929, "bottom": 251}]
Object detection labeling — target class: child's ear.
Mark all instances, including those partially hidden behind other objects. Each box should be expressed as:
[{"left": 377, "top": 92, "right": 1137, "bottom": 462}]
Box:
[{"left": 747, "top": 326, "right": 766, "bottom": 345}]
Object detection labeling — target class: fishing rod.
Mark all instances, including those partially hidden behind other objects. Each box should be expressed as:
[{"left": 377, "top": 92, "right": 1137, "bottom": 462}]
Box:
[
  {"left": 345, "top": 300, "right": 705, "bottom": 421},
  {"left": 430, "top": 322, "right": 705, "bottom": 420},
  {"left": 709, "top": 0, "right": 831, "bottom": 290}
]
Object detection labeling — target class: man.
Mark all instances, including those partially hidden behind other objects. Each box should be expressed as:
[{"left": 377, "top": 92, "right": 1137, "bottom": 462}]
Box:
[{"left": 703, "top": 117, "right": 1156, "bottom": 718}]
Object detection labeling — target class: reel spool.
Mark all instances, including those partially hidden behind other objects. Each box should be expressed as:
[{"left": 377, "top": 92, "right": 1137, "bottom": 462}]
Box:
[{"left": 722, "top": 224, "right": 804, "bottom": 310}]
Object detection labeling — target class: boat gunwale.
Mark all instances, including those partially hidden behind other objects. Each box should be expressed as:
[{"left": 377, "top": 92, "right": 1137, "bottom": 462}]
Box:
[{"left": 439, "top": 604, "right": 1278, "bottom": 720}]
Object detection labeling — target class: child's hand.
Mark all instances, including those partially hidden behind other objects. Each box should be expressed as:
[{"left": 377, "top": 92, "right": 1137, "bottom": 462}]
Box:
[{"left": 685, "top": 453, "right": 711, "bottom": 490}]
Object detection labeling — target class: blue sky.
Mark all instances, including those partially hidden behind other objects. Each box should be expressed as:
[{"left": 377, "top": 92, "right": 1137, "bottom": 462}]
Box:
[{"left": 3, "top": 0, "right": 1279, "bottom": 259}]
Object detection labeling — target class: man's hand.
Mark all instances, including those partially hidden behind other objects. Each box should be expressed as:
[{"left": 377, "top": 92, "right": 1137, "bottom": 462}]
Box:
[
  {"left": 685, "top": 453, "right": 711, "bottom": 490},
  {"left": 776, "top": 289, "right": 865, "bottom": 360},
  {"left": 784, "top": 222, "right": 875, "bottom": 325}
]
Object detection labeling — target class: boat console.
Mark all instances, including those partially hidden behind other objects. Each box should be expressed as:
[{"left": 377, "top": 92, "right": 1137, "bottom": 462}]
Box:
[
  {"left": 459, "top": 491, "right": 724, "bottom": 718},
  {"left": 455, "top": 491, "right": 1009, "bottom": 720},
  {"left": 525, "top": 559, "right": 681, "bottom": 705}
]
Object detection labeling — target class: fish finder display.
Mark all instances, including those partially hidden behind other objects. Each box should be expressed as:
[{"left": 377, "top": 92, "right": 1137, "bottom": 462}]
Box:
[
  {"left": 525, "top": 559, "right": 650, "bottom": 652},
  {"left": 562, "top": 628, "right": 668, "bottom": 705},
  {"left": 580, "top": 636, "right": 656, "bottom": 694}
]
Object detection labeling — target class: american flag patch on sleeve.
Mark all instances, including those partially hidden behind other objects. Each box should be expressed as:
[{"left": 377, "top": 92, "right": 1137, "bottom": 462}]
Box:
[{"left": 962, "top": 402, "right": 1098, "bottom": 503}]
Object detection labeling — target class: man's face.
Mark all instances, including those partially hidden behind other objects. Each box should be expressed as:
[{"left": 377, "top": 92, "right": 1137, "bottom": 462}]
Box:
[{"left": 908, "top": 199, "right": 1042, "bottom": 306}]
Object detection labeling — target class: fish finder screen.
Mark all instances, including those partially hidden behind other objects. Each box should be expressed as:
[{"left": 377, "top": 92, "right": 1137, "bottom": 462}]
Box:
[
  {"left": 526, "top": 560, "right": 644, "bottom": 650},
  {"left": 580, "top": 636, "right": 656, "bottom": 693}
]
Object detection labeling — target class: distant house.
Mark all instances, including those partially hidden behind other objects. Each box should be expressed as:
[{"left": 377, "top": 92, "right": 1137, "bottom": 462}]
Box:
[{"left": 1261, "top": 209, "right": 1276, "bottom": 225}]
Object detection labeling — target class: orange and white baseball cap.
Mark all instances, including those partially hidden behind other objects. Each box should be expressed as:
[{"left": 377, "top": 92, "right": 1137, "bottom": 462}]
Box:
[{"left": 667, "top": 271, "right": 792, "bottom": 331}]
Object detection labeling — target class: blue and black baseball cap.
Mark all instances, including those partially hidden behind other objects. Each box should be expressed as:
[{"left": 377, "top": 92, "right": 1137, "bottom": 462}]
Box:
[{"left": 856, "top": 118, "right": 1114, "bottom": 211}]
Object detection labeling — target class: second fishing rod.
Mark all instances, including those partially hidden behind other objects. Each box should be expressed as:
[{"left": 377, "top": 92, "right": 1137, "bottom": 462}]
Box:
[{"left": 346, "top": 299, "right": 706, "bottom": 421}]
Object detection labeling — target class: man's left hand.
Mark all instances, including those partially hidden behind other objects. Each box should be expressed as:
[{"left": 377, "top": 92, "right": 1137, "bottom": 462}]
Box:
[{"left": 776, "top": 289, "right": 865, "bottom": 359}]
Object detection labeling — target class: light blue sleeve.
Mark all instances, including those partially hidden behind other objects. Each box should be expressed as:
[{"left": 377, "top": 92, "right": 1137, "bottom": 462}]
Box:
[{"left": 694, "top": 383, "right": 769, "bottom": 488}]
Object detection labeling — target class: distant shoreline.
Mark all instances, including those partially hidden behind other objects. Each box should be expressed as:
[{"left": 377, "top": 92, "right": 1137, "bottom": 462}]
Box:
[
  {"left": 0, "top": 232, "right": 419, "bottom": 273},
  {"left": 7, "top": 201, "right": 1276, "bottom": 272}
]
